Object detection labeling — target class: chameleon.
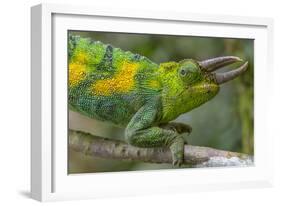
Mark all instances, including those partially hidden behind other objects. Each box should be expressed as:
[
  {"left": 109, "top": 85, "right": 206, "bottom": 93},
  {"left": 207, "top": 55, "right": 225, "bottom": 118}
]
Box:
[{"left": 68, "top": 35, "right": 248, "bottom": 166}]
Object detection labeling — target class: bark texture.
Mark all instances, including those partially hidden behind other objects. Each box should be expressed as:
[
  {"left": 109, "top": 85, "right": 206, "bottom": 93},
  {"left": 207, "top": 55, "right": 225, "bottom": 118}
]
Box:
[{"left": 69, "top": 130, "right": 253, "bottom": 167}]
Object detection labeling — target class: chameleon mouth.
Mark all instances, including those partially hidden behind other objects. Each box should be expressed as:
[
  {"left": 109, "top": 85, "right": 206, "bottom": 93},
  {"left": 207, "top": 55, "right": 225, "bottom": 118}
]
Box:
[
  {"left": 191, "top": 83, "right": 219, "bottom": 94},
  {"left": 199, "top": 56, "right": 248, "bottom": 84}
]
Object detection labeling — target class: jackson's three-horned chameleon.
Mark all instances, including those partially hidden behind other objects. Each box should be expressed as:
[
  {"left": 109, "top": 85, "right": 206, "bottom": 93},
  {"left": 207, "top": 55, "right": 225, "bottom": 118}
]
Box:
[{"left": 68, "top": 35, "right": 248, "bottom": 166}]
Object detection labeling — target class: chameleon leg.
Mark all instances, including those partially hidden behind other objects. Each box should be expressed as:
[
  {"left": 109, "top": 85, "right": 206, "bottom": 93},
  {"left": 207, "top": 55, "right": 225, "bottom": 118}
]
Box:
[
  {"left": 125, "top": 102, "right": 185, "bottom": 166},
  {"left": 159, "top": 122, "right": 192, "bottom": 144},
  {"left": 159, "top": 122, "right": 192, "bottom": 134}
]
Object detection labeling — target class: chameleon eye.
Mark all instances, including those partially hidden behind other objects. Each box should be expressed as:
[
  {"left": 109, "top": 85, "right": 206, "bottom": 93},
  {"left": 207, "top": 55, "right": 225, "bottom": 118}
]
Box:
[{"left": 179, "top": 68, "right": 188, "bottom": 77}]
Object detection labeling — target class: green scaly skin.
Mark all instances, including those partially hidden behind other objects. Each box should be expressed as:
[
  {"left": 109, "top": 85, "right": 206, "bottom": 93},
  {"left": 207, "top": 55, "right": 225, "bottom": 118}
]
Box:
[{"left": 68, "top": 35, "right": 221, "bottom": 166}]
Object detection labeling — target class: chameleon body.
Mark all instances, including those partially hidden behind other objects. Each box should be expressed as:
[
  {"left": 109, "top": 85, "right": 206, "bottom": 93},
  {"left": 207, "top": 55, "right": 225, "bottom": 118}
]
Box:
[{"left": 68, "top": 35, "right": 248, "bottom": 166}]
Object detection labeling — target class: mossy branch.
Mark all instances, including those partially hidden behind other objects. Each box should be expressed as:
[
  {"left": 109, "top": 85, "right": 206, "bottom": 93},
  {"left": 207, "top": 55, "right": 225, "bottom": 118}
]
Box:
[{"left": 69, "top": 130, "right": 253, "bottom": 167}]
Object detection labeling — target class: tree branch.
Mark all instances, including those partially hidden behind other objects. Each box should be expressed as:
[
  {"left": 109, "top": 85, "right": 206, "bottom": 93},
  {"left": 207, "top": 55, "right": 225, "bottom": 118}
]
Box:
[{"left": 69, "top": 130, "right": 253, "bottom": 167}]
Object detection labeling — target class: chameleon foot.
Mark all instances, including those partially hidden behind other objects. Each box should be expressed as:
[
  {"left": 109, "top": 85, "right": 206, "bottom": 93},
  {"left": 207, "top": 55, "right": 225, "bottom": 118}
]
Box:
[{"left": 169, "top": 135, "right": 185, "bottom": 167}]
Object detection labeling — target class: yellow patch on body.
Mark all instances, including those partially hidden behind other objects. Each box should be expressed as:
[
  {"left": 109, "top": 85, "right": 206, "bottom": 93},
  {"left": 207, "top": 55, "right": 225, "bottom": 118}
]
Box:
[
  {"left": 74, "top": 52, "right": 89, "bottom": 64},
  {"left": 69, "top": 51, "right": 89, "bottom": 87},
  {"left": 69, "top": 63, "right": 87, "bottom": 87},
  {"left": 92, "top": 61, "right": 139, "bottom": 95}
]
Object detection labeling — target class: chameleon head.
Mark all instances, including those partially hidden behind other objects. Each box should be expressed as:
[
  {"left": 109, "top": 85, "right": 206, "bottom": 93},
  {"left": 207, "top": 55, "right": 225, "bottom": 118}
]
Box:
[{"left": 160, "top": 56, "right": 248, "bottom": 121}]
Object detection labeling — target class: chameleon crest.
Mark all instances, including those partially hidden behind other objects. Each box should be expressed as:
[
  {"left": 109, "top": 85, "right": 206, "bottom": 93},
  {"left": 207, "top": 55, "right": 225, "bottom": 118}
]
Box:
[{"left": 68, "top": 35, "right": 248, "bottom": 166}]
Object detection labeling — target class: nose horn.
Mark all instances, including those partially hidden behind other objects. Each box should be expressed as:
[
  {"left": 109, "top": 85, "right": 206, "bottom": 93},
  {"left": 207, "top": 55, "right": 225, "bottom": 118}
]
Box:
[
  {"left": 214, "top": 61, "right": 248, "bottom": 84},
  {"left": 199, "top": 56, "right": 242, "bottom": 72}
]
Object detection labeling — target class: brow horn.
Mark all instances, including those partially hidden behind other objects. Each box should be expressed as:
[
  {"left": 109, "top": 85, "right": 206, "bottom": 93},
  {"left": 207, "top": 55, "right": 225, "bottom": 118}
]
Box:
[
  {"left": 200, "top": 56, "right": 242, "bottom": 72},
  {"left": 214, "top": 62, "right": 248, "bottom": 84}
]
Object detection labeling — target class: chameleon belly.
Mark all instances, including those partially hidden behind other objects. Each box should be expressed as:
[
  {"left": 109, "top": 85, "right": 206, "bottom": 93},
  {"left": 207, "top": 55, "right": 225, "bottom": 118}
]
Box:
[{"left": 68, "top": 35, "right": 161, "bottom": 126}]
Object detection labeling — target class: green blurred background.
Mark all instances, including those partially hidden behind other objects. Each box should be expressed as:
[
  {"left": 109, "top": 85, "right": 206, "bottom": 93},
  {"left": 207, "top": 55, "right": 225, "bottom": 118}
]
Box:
[{"left": 68, "top": 31, "right": 254, "bottom": 173}]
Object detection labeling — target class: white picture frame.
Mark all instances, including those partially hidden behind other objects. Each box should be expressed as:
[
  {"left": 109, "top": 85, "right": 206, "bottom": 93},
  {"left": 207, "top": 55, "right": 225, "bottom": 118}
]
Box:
[{"left": 31, "top": 3, "right": 274, "bottom": 202}]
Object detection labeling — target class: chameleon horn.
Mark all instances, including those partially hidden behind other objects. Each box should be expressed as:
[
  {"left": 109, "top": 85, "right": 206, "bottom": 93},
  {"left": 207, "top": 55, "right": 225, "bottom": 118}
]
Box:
[
  {"left": 200, "top": 56, "right": 242, "bottom": 72},
  {"left": 214, "top": 62, "right": 248, "bottom": 84}
]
